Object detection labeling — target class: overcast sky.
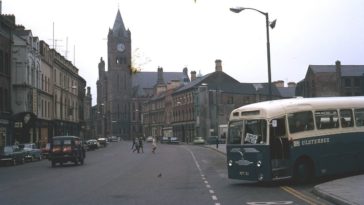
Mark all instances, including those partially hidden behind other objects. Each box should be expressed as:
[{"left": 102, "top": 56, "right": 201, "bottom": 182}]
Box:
[{"left": 3, "top": 0, "right": 364, "bottom": 105}]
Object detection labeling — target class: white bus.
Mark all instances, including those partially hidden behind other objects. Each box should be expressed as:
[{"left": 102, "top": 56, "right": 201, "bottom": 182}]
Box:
[{"left": 226, "top": 97, "right": 364, "bottom": 183}]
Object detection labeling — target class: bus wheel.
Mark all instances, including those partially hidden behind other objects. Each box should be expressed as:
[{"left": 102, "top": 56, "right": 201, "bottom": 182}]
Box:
[{"left": 293, "top": 160, "right": 313, "bottom": 184}]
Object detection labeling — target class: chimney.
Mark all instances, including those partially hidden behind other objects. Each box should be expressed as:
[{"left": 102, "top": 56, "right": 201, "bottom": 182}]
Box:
[
  {"left": 157, "top": 66, "right": 165, "bottom": 84},
  {"left": 87, "top": 86, "right": 91, "bottom": 95},
  {"left": 274, "top": 80, "right": 284, "bottom": 88},
  {"left": 287, "top": 82, "right": 296, "bottom": 88},
  {"left": 191, "top": 71, "right": 196, "bottom": 81},
  {"left": 215, "top": 59, "right": 222, "bottom": 72},
  {"left": 335, "top": 60, "right": 342, "bottom": 77}
]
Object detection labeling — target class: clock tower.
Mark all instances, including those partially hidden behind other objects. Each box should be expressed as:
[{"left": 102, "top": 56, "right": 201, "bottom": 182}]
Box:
[{"left": 101, "top": 9, "right": 132, "bottom": 139}]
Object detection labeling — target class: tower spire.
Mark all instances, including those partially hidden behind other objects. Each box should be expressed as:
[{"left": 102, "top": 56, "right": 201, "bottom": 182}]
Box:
[{"left": 112, "top": 9, "right": 127, "bottom": 37}]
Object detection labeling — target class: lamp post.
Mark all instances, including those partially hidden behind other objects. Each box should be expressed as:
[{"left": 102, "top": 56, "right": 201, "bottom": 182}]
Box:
[{"left": 230, "top": 7, "right": 276, "bottom": 100}]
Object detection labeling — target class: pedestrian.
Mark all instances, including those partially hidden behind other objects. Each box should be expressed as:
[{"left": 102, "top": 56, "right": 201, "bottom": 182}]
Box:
[
  {"left": 133, "top": 137, "right": 140, "bottom": 153},
  {"left": 152, "top": 137, "right": 157, "bottom": 154},
  {"left": 131, "top": 137, "right": 136, "bottom": 150},
  {"left": 216, "top": 136, "right": 219, "bottom": 149},
  {"left": 139, "top": 137, "right": 144, "bottom": 153}
]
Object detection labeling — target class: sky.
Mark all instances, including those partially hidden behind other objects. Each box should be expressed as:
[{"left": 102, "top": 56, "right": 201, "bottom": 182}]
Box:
[{"left": 3, "top": 0, "right": 364, "bottom": 105}]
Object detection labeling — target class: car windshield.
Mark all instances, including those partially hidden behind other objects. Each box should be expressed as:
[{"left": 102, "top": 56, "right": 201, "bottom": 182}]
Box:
[{"left": 3, "top": 146, "right": 12, "bottom": 153}]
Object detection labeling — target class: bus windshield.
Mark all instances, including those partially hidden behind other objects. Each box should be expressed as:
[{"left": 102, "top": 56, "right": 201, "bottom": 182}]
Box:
[{"left": 228, "top": 119, "right": 267, "bottom": 145}]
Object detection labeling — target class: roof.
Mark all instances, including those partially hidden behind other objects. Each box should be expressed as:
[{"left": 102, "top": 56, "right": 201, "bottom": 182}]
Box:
[
  {"left": 230, "top": 96, "right": 364, "bottom": 120},
  {"left": 309, "top": 65, "right": 364, "bottom": 77},
  {"left": 132, "top": 71, "right": 184, "bottom": 97},
  {"left": 112, "top": 9, "right": 127, "bottom": 37},
  {"left": 277, "top": 87, "right": 296, "bottom": 98}
]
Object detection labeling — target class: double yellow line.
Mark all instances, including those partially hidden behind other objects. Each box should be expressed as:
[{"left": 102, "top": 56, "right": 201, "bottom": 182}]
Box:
[{"left": 281, "top": 186, "right": 327, "bottom": 205}]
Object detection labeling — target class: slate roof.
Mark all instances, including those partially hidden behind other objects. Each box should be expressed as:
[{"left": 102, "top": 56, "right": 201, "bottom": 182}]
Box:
[
  {"left": 132, "top": 71, "right": 185, "bottom": 97},
  {"left": 173, "top": 71, "right": 263, "bottom": 96},
  {"left": 112, "top": 9, "right": 127, "bottom": 37},
  {"left": 309, "top": 65, "right": 364, "bottom": 77}
]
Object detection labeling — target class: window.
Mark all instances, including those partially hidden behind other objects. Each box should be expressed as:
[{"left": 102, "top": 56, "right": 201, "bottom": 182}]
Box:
[
  {"left": 354, "top": 109, "right": 364, "bottom": 127},
  {"left": 243, "top": 120, "right": 267, "bottom": 144},
  {"left": 344, "top": 78, "right": 351, "bottom": 87},
  {"left": 228, "top": 121, "right": 244, "bottom": 144},
  {"left": 354, "top": 78, "right": 360, "bottom": 87},
  {"left": 315, "top": 110, "right": 339, "bottom": 129},
  {"left": 288, "top": 111, "right": 314, "bottom": 133},
  {"left": 340, "top": 109, "right": 353, "bottom": 128}
]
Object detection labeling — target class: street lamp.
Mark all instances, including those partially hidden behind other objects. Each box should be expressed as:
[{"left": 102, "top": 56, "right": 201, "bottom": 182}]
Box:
[{"left": 230, "top": 7, "right": 276, "bottom": 100}]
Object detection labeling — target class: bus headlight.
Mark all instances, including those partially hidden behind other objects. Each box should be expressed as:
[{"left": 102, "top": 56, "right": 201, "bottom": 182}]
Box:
[
  {"left": 228, "top": 160, "right": 233, "bottom": 167},
  {"left": 257, "top": 160, "right": 262, "bottom": 167}
]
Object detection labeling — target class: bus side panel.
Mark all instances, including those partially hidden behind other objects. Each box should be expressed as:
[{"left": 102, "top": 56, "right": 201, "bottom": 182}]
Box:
[
  {"left": 227, "top": 144, "right": 271, "bottom": 181},
  {"left": 291, "top": 132, "right": 364, "bottom": 178}
]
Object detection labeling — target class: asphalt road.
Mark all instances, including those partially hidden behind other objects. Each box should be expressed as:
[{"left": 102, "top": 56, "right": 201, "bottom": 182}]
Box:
[{"left": 0, "top": 142, "right": 332, "bottom": 205}]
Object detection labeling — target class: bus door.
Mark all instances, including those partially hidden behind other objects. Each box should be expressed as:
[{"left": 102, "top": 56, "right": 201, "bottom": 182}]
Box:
[
  {"left": 227, "top": 120, "right": 271, "bottom": 181},
  {"left": 269, "top": 117, "right": 290, "bottom": 180}
]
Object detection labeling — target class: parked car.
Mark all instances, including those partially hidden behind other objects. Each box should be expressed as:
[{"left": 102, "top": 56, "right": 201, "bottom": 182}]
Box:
[
  {"left": 41, "top": 143, "right": 51, "bottom": 159},
  {"left": 86, "top": 139, "right": 99, "bottom": 151},
  {"left": 146, "top": 136, "right": 153, "bottom": 143},
  {"left": 0, "top": 145, "right": 26, "bottom": 166},
  {"left": 49, "top": 136, "right": 86, "bottom": 167},
  {"left": 193, "top": 137, "right": 205, "bottom": 145},
  {"left": 207, "top": 136, "right": 219, "bottom": 144},
  {"left": 160, "top": 136, "right": 169, "bottom": 144},
  {"left": 169, "top": 137, "right": 180, "bottom": 144},
  {"left": 110, "top": 136, "right": 118, "bottom": 142},
  {"left": 97, "top": 138, "right": 107, "bottom": 147},
  {"left": 20, "top": 143, "right": 42, "bottom": 161}
]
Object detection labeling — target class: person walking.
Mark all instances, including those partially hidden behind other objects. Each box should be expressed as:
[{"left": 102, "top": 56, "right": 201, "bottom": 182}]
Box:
[
  {"left": 131, "top": 137, "right": 136, "bottom": 150},
  {"left": 152, "top": 137, "right": 157, "bottom": 154},
  {"left": 216, "top": 136, "right": 219, "bottom": 149},
  {"left": 133, "top": 137, "right": 140, "bottom": 153},
  {"left": 139, "top": 137, "right": 144, "bottom": 153}
]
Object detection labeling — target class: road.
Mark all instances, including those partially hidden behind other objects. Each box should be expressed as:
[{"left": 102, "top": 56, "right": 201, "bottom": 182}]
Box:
[{"left": 0, "top": 142, "right": 332, "bottom": 205}]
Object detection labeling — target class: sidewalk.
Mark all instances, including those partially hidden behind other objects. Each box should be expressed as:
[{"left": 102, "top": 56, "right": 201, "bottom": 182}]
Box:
[{"left": 205, "top": 144, "right": 364, "bottom": 205}]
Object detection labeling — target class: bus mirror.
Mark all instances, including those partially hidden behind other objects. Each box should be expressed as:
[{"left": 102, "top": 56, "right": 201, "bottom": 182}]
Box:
[{"left": 272, "top": 120, "right": 277, "bottom": 128}]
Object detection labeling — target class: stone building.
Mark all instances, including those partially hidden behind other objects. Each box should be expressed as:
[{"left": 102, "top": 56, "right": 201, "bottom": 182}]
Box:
[
  {"left": 0, "top": 13, "right": 14, "bottom": 146},
  {"left": 11, "top": 25, "right": 40, "bottom": 144},
  {"left": 171, "top": 60, "right": 281, "bottom": 142},
  {"left": 96, "top": 10, "right": 186, "bottom": 140},
  {"left": 296, "top": 60, "right": 364, "bottom": 97}
]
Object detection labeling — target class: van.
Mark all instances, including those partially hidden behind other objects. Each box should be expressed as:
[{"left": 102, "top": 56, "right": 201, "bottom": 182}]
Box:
[{"left": 49, "top": 136, "right": 85, "bottom": 167}]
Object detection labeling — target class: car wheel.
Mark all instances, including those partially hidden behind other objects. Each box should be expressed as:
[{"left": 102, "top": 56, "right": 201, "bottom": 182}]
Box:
[
  {"left": 74, "top": 158, "right": 79, "bottom": 165},
  {"left": 51, "top": 160, "right": 56, "bottom": 168},
  {"left": 80, "top": 157, "right": 84, "bottom": 165}
]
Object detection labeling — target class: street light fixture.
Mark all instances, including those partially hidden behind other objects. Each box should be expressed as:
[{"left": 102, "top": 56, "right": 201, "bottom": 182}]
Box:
[{"left": 230, "top": 7, "right": 276, "bottom": 100}]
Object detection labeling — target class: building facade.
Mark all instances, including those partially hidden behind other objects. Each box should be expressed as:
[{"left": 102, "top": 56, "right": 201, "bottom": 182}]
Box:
[
  {"left": 0, "top": 14, "right": 14, "bottom": 146},
  {"left": 296, "top": 60, "right": 364, "bottom": 97}
]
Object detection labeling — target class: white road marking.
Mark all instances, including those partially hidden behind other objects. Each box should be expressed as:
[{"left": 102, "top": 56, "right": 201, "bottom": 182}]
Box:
[
  {"left": 209, "top": 190, "right": 215, "bottom": 194},
  {"left": 212, "top": 195, "right": 218, "bottom": 200}
]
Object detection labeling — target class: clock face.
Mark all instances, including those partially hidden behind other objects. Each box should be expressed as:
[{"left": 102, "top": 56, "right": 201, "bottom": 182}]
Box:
[{"left": 117, "top": 43, "right": 125, "bottom": 52}]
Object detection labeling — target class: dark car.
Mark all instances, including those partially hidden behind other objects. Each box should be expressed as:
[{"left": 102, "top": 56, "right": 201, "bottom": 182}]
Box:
[
  {"left": 86, "top": 139, "right": 99, "bottom": 151},
  {"left": 0, "top": 145, "right": 26, "bottom": 166},
  {"left": 49, "top": 136, "right": 86, "bottom": 167}
]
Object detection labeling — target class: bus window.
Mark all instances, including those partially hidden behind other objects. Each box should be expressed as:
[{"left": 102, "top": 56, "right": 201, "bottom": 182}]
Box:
[
  {"left": 243, "top": 120, "right": 267, "bottom": 144},
  {"left": 354, "top": 109, "right": 364, "bottom": 127},
  {"left": 288, "top": 111, "right": 314, "bottom": 133},
  {"left": 228, "top": 121, "right": 244, "bottom": 144},
  {"left": 340, "top": 109, "right": 354, "bottom": 128},
  {"left": 315, "top": 110, "right": 339, "bottom": 129}
]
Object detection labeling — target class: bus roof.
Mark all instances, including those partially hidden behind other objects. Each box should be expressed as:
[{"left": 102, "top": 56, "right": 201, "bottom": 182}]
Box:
[{"left": 230, "top": 97, "right": 364, "bottom": 120}]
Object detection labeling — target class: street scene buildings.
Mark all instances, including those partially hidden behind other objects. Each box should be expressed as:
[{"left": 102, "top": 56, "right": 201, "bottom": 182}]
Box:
[{"left": 1, "top": 6, "right": 364, "bottom": 147}]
